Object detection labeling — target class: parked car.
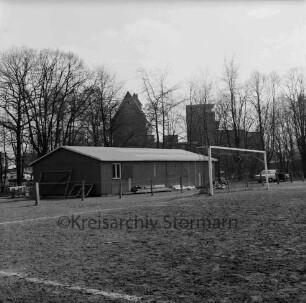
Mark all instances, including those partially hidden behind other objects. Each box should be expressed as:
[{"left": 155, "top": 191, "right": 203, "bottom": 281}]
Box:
[{"left": 254, "top": 169, "right": 290, "bottom": 183}]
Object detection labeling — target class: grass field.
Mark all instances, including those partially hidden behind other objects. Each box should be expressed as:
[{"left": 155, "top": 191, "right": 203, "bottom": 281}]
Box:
[{"left": 0, "top": 182, "right": 306, "bottom": 302}]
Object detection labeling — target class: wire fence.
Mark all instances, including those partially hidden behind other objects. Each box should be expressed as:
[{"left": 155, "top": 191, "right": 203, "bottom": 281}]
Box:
[
  {"left": 212, "top": 170, "right": 306, "bottom": 194},
  {"left": 0, "top": 170, "right": 305, "bottom": 201},
  {"left": 0, "top": 175, "right": 193, "bottom": 202},
  {"left": 35, "top": 176, "right": 190, "bottom": 198}
]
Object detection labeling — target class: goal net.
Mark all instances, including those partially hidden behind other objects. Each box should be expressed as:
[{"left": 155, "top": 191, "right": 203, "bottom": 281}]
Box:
[{"left": 208, "top": 146, "right": 269, "bottom": 195}]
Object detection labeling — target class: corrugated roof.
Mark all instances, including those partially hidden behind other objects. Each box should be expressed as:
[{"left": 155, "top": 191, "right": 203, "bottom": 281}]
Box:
[{"left": 30, "top": 146, "right": 213, "bottom": 165}]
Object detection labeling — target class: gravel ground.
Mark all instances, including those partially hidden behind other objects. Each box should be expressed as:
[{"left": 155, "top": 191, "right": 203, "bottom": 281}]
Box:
[{"left": 0, "top": 182, "right": 306, "bottom": 302}]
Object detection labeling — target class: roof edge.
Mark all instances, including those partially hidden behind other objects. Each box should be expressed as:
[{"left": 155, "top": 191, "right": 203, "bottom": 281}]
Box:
[
  {"left": 29, "top": 146, "right": 105, "bottom": 166},
  {"left": 29, "top": 146, "right": 62, "bottom": 166},
  {"left": 29, "top": 146, "right": 217, "bottom": 166}
]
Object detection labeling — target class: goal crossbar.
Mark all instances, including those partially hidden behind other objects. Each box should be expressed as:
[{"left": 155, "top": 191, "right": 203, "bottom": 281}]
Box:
[
  {"left": 209, "top": 146, "right": 266, "bottom": 154},
  {"left": 207, "top": 146, "right": 269, "bottom": 196}
]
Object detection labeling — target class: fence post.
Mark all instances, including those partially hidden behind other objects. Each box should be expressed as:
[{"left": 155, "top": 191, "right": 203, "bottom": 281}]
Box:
[
  {"left": 81, "top": 180, "right": 85, "bottom": 201},
  {"left": 302, "top": 171, "right": 305, "bottom": 182},
  {"left": 151, "top": 179, "right": 153, "bottom": 196},
  {"left": 119, "top": 180, "right": 122, "bottom": 198},
  {"left": 276, "top": 173, "right": 279, "bottom": 185},
  {"left": 290, "top": 172, "right": 293, "bottom": 183},
  {"left": 180, "top": 176, "right": 183, "bottom": 193},
  {"left": 35, "top": 182, "right": 40, "bottom": 205}
]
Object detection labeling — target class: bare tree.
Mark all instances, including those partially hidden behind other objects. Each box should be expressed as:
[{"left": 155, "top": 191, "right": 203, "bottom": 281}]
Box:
[
  {"left": 86, "top": 67, "right": 123, "bottom": 146},
  {"left": 139, "top": 68, "right": 181, "bottom": 148},
  {"left": 0, "top": 48, "right": 35, "bottom": 185},
  {"left": 23, "top": 49, "right": 90, "bottom": 157},
  {"left": 263, "top": 71, "right": 281, "bottom": 164},
  {"left": 274, "top": 97, "right": 296, "bottom": 172},
  {"left": 218, "top": 58, "right": 252, "bottom": 148},
  {"left": 0, "top": 125, "right": 9, "bottom": 191},
  {"left": 215, "top": 58, "right": 255, "bottom": 180},
  {"left": 282, "top": 68, "right": 306, "bottom": 176},
  {"left": 60, "top": 83, "right": 95, "bottom": 146},
  {"left": 166, "top": 101, "right": 186, "bottom": 142},
  {"left": 247, "top": 71, "right": 268, "bottom": 150}
]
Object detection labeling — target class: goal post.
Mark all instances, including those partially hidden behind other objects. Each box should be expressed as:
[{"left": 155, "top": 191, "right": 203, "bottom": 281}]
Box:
[{"left": 208, "top": 146, "right": 269, "bottom": 196}]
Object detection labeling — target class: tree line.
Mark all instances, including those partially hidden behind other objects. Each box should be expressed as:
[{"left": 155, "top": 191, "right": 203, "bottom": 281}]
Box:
[
  {"left": 139, "top": 59, "right": 305, "bottom": 178},
  {"left": 0, "top": 47, "right": 305, "bottom": 186},
  {"left": 0, "top": 48, "right": 123, "bottom": 185},
  {"left": 184, "top": 58, "right": 306, "bottom": 177}
]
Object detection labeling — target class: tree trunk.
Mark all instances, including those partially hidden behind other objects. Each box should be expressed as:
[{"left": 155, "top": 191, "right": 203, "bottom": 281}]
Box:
[{"left": 16, "top": 125, "right": 22, "bottom": 186}]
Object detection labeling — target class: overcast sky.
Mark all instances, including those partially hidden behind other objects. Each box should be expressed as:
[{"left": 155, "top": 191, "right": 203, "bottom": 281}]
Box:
[{"left": 0, "top": 0, "right": 305, "bottom": 93}]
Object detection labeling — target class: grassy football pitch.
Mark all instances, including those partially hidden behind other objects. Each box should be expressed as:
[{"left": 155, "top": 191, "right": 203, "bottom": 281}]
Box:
[{"left": 0, "top": 182, "right": 306, "bottom": 302}]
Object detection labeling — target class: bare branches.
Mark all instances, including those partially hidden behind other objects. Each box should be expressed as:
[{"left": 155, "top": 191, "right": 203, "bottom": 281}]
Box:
[
  {"left": 85, "top": 66, "right": 123, "bottom": 146},
  {"left": 218, "top": 58, "right": 251, "bottom": 148},
  {"left": 138, "top": 68, "right": 181, "bottom": 148},
  {"left": 0, "top": 46, "right": 305, "bottom": 178},
  {"left": 0, "top": 48, "right": 123, "bottom": 162},
  {"left": 0, "top": 48, "right": 35, "bottom": 184}
]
